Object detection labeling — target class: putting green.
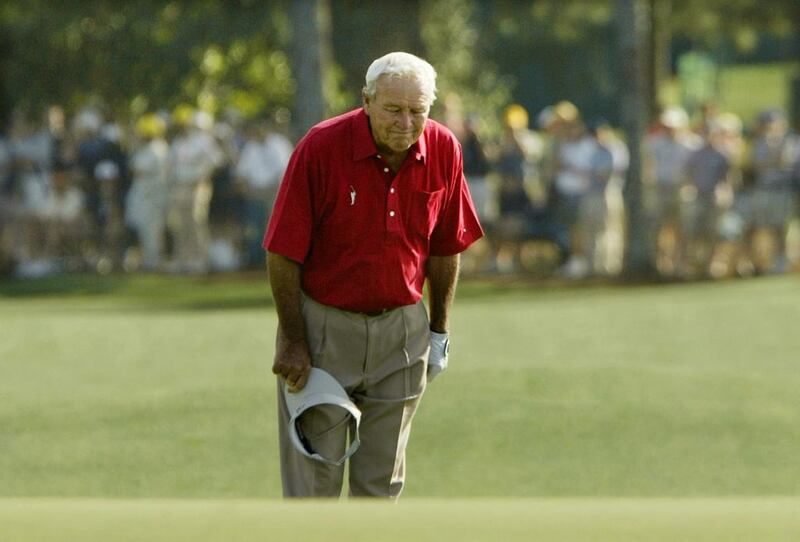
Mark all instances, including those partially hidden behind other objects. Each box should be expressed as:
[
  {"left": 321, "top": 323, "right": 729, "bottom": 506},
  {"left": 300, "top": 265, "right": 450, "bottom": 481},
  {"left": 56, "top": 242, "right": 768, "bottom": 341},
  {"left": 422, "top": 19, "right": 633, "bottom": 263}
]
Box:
[{"left": 1, "top": 498, "right": 798, "bottom": 541}]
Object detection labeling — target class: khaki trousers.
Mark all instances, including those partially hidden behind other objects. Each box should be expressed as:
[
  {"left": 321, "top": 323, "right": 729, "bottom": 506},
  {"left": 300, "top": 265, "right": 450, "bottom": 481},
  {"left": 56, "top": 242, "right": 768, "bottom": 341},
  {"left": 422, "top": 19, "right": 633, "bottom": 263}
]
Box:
[{"left": 277, "top": 294, "right": 429, "bottom": 498}]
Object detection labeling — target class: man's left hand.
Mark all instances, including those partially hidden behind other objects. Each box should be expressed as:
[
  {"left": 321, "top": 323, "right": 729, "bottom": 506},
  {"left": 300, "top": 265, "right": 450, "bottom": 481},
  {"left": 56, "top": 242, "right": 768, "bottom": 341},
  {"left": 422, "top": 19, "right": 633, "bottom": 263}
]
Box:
[{"left": 427, "top": 331, "right": 449, "bottom": 382}]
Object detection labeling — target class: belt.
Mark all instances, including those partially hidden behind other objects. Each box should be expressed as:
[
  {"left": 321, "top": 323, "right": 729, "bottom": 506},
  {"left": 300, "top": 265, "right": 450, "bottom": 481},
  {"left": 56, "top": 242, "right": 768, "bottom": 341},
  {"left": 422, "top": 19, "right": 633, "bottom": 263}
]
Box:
[
  {"left": 302, "top": 293, "right": 399, "bottom": 318},
  {"left": 359, "top": 307, "right": 394, "bottom": 317}
]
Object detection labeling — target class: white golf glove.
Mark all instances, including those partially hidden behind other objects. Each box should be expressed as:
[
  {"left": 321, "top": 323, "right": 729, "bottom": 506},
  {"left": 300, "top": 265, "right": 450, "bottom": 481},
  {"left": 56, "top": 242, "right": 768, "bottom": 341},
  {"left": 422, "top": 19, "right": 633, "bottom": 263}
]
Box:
[{"left": 427, "top": 331, "right": 450, "bottom": 382}]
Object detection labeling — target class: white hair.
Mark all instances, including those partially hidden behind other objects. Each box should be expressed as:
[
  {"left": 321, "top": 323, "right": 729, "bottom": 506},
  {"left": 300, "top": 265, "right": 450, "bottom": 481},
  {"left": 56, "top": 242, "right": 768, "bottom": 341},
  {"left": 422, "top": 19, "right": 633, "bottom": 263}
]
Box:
[{"left": 363, "top": 52, "right": 438, "bottom": 104}]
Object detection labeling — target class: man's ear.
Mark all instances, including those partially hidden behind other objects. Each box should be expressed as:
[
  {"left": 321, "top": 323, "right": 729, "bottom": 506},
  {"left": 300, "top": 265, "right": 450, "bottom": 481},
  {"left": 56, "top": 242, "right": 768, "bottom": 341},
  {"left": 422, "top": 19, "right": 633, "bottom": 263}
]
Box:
[{"left": 362, "top": 92, "right": 371, "bottom": 115}]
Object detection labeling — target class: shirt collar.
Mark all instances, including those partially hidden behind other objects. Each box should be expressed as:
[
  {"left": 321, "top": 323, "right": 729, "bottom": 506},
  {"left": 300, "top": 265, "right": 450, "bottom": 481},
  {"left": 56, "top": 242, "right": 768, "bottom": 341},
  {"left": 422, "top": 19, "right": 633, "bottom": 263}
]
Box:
[
  {"left": 352, "top": 109, "right": 377, "bottom": 161},
  {"left": 414, "top": 129, "right": 427, "bottom": 163},
  {"left": 352, "top": 108, "right": 427, "bottom": 164}
]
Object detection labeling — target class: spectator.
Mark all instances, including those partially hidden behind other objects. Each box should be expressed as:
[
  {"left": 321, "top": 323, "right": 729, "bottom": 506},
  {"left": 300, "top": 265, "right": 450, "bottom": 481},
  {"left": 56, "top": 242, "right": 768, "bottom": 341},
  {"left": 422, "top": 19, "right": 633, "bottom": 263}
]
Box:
[
  {"left": 260, "top": 121, "right": 292, "bottom": 203},
  {"left": 40, "top": 160, "right": 89, "bottom": 269},
  {"left": 234, "top": 118, "right": 292, "bottom": 269},
  {"left": 746, "top": 108, "right": 800, "bottom": 273},
  {"left": 710, "top": 113, "right": 750, "bottom": 277},
  {"left": 9, "top": 106, "right": 54, "bottom": 175},
  {"left": 7, "top": 108, "right": 55, "bottom": 276},
  {"left": 74, "top": 105, "right": 129, "bottom": 267},
  {"left": 207, "top": 115, "right": 243, "bottom": 272},
  {"left": 532, "top": 104, "right": 572, "bottom": 267},
  {"left": 462, "top": 115, "right": 493, "bottom": 218},
  {"left": 594, "top": 120, "right": 629, "bottom": 275},
  {"left": 166, "top": 106, "right": 224, "bottom": 274},
  {"left": 46, "top": 105, "right": 68, "bottom": 168},
  {"left": 455, "top": 115, "right": 495, "bottom": 274},
  {"left": 551, "top": 103, "right": 598, "bottom": 278},
  {"left": 575, "top": 120, "right": 615, "bottom": 278},
  {"left": 93, "top": 159, "right": 125, "bottom": 272},
  {"left": 642, "top": 106, "right": 703, "bottom": 276},
  {"left": 125, "top": 113, "right": 170, "bottom": 271},
  {"left": 679, "top": 121, "right": 732, "bottom": 277},
  {"left": 492, "top": 106, "right": 537, "bottom": 273}
]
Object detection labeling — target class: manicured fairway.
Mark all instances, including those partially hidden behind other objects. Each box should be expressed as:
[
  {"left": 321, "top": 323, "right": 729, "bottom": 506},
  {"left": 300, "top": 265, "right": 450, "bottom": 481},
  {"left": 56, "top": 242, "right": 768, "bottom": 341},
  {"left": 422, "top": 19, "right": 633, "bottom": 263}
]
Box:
[
  {"left": 1, "top": 273, "right": 799, "bottom": 500},
  {"left": 0, "top": 498, "right": 799, "bottom": 541}
]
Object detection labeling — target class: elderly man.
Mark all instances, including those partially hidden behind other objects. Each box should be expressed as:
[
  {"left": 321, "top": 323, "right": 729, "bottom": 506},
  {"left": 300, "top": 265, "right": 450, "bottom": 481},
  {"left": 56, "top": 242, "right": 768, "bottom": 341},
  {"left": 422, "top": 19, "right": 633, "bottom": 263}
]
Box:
[{"left": 264, "top": 52, "right": 483, "bottom": 498}]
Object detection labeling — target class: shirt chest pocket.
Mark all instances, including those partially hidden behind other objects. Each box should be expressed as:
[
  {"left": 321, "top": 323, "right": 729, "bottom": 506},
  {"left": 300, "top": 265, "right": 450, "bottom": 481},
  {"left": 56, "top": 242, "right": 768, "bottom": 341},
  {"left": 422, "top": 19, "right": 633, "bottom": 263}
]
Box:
[{"left": 403, "top": 188, "right": 445, "bottom": 239}]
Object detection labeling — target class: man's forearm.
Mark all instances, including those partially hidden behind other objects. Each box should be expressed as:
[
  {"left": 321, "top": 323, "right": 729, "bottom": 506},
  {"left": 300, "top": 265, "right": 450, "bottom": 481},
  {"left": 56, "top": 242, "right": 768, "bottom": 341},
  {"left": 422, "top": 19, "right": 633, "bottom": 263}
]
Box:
[
  {"left": 426, "top": 254, "right": 460, "bottom": 333},
  {"left": 267, "top": 252, "right": 306, "bottom": 342}
]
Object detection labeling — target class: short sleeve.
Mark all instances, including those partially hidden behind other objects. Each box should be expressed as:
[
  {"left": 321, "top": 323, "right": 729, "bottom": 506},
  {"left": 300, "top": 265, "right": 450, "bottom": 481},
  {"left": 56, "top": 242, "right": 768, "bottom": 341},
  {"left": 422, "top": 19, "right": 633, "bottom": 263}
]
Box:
[
  {"left": 262, "top": 139, "right": 315, "bottom": 263},
  {"left": 429, "top": 143, "right": 484, "bottom": 256}
]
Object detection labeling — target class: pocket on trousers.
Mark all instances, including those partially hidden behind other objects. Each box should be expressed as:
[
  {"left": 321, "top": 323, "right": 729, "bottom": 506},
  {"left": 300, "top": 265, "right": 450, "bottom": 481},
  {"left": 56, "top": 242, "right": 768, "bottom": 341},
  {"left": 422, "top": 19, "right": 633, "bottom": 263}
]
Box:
[{"left": 402, "top": 302, "right": 429, "bottom": 399}]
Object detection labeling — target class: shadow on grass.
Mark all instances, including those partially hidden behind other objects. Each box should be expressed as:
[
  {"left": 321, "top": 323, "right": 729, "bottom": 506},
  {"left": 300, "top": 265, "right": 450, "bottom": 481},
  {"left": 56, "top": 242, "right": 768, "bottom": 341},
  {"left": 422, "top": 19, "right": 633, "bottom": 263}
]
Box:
[
  {"left": 454, "top": 270, "right": 760, "bottom": 303},
  {"left": 0, "top": 274, "right": 122, "bottom": 297},
  {"left": 0, "top": 273, "right": 274, "bottom": 311},
  {"left": 1, "top": 269, "right": 767, "bottom": 310}
]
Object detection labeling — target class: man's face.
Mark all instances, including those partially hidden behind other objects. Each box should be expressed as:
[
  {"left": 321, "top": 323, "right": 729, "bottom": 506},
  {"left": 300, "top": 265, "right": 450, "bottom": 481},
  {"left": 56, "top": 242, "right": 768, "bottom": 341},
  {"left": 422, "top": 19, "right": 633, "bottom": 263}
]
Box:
[{"left": 363, "top": 74, "right": 431, "bottom": 155}]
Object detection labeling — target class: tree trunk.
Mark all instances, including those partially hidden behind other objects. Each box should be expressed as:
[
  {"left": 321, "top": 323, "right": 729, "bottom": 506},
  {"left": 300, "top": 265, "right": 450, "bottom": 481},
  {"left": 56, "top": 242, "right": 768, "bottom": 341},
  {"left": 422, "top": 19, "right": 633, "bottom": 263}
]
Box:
[
  {"left": 290, "top": 0, "right": 331, "bottom": 141},
  {"left": 615, "top": 0, "right": 654, "bottom": 278},
  {"left": 649, "top": 0, "right": 671, "bottom": 119},
  {"left": 791, "top": 3, "right": 800, "bottom": 131}
]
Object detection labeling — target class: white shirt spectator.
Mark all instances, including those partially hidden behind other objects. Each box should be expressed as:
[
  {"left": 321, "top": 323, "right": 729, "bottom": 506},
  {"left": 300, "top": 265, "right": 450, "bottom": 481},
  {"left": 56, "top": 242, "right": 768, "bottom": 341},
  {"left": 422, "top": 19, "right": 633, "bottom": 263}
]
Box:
[
  {"left": 132, "top": 139, "right": 169, "bottom": 186},
  {"left": 170, "top": 129, "right": 223, "bottom": 185},
  {"left": 236, "top": 132, "right": 293, "bottom": 191},
  {"left": 556, "top": 134, "right": 600, "bottom": 196},
  {"left": 20, "top": 170, "right": 50, "bottom": 217},
  {"left": 605, "top": 137, "right": 630, "bottom": 187},
  {"left": 262, "top": 132, "right": 293, "bottom": 185},
  {"left": 125, "top": 138, "right": 169, "bottom": 229},
  {"left": 236, "top": 139, "right": 273, "bottom": 190}
]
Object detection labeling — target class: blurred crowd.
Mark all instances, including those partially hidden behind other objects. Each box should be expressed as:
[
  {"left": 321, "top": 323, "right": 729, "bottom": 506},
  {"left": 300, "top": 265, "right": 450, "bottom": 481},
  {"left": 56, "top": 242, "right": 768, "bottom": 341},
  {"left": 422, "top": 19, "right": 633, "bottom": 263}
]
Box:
[
  {"left": 0, "top": 104, "right": 292, "bottom": 277},
  {"left": 446, "top": 99, "right": 800, "bottom": 279},
  {"left": 1, "top": 99, "right": 799, "bottom": 280}
]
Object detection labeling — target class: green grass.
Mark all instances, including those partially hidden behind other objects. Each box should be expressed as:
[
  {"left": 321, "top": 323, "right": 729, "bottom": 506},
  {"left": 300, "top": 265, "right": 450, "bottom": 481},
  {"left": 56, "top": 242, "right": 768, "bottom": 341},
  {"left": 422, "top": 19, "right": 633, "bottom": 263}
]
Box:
[
  {"left": 0, "top": 498, "right": 798, "bottom": 542},
  {"left": 1, "top": 273, "right": 799, "bottom": 500}
]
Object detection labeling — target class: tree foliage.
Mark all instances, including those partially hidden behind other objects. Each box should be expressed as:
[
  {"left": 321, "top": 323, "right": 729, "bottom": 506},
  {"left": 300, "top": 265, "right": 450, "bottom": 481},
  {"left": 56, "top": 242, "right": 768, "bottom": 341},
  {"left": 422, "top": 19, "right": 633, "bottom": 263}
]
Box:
[
  {"left": 1, "top": 0, "right": 295, "bottom": 121},
  {"left": 421, "top": 0, "right": 512, "bottom": 136},
  {"left": 483, "top": 0, "right": 620, "bottom": 125},
  {"left": 1, "top": 0, "right": 797, "bottom": 129}
]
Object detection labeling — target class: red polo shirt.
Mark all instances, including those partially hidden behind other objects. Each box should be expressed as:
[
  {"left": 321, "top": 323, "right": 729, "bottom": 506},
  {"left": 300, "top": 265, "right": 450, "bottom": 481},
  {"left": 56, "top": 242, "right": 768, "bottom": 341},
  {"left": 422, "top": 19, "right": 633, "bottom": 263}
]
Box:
[{"left": 263, "top": 108, "right": 483, "bottom": 313}]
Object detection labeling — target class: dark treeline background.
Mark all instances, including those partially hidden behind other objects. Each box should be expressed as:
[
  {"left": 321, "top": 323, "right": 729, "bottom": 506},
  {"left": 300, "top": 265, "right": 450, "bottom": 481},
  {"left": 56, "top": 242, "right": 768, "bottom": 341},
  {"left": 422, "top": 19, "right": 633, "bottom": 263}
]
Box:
[{"left": 2, "top": 0, "right": 799, "bottom": 137}]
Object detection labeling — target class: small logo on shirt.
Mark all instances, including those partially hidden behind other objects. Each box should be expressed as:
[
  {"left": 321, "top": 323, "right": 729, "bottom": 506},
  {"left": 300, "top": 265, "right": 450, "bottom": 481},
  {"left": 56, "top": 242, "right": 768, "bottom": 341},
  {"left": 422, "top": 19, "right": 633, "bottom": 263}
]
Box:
[{"left": 349, "top": 185, "right": 356, "bottom": 206}]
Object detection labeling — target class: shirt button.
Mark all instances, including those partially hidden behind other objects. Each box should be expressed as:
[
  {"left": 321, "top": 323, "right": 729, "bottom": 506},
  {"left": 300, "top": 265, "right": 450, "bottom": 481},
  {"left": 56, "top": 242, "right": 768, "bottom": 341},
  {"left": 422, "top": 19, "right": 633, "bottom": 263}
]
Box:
[
  {"left": 390, "top": 187, "right": 395, "bottom": 194},
  {"left": 377, "top": 154, "right": 381, "bottom": 158},
  {"left": 383, "top": 167, "right": 389, "bottom": 173},
  {"left": 389, "top": 210, "right": 396, "bottom": 217}
]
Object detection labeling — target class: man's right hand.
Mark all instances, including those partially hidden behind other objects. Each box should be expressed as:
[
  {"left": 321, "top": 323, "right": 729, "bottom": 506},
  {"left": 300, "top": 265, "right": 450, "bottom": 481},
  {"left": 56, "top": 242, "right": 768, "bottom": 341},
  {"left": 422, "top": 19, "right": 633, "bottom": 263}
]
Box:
[{"left": 272, "top": 334, "right": 312, "bottom": 393}]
